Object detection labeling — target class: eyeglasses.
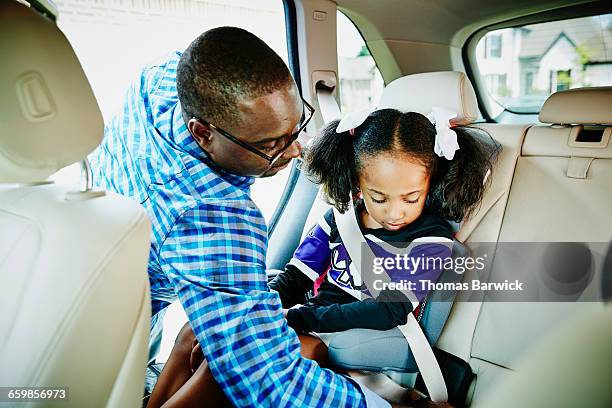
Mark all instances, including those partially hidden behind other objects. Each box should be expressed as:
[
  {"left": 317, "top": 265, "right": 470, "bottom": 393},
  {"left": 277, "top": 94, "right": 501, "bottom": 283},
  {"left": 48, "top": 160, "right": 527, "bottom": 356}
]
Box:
[{"left": 192, "top": 99, "right": 315, "bottom": 167}]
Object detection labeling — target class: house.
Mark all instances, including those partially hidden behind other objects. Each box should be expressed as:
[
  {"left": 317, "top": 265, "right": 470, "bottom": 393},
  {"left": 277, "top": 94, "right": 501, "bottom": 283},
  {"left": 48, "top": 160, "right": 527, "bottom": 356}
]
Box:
[
  {"left": 338, "top": 53, "right": 384, "bottom": 112},
  {"left": 477, "top": 14, "right": 612, "bottom": 110}
]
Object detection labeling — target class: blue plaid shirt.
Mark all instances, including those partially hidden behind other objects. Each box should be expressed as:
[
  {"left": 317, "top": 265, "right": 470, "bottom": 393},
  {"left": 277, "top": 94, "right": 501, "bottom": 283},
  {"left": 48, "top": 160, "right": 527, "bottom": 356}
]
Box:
[{"left": 88, "top": 52, "right": 375, "bottom": 407}]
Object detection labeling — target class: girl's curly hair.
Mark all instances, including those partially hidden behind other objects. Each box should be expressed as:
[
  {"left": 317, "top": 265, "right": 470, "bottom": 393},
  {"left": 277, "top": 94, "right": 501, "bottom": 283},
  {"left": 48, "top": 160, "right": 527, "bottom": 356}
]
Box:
[{"left": 303, "top": 109, "right": 499, "bottom": 222}]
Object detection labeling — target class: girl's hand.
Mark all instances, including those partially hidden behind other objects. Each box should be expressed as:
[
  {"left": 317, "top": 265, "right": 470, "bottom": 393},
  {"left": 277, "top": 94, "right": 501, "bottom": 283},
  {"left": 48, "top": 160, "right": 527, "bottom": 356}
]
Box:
[{"left": 282, "top": 305, "right": 304, "bottom": 320}]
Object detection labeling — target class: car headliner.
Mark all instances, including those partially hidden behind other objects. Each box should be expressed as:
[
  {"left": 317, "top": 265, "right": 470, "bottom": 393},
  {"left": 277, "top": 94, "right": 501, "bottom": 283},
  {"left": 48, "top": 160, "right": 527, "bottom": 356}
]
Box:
[{"left": 337, "top": 0, "right": 599, "bottom": 45}]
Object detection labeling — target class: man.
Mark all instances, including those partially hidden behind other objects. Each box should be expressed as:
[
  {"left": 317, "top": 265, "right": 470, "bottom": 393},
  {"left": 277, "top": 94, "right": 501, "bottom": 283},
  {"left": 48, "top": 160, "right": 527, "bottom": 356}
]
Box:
[{"left": 89, "top": 27, "right": 390, "bottom": 407}]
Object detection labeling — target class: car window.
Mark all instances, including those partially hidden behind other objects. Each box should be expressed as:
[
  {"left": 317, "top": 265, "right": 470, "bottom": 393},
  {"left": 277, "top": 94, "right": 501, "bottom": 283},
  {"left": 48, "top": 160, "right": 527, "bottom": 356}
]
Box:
[
  {"left": 50, "top": 0, "right": 290, "bottom": 225},
  {"left": 337, "top": 11, "right": 384, "bottom": 112},
  {"left": 475, "top": 13, "right": 612, "bottom": 113}
]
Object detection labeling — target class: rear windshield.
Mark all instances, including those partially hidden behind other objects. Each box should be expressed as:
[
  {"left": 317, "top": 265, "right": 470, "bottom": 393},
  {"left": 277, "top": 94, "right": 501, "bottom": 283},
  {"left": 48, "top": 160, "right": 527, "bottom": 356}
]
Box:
[{"left": 475, "top": 13, "right": 612, "bottom": 113}]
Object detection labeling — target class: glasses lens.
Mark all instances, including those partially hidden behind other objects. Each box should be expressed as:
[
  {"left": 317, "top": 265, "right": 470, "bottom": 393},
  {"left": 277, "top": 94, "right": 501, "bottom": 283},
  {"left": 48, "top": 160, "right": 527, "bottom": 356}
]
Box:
[{"left": 267, "top": 100, "right": 313, "bottom": 164}]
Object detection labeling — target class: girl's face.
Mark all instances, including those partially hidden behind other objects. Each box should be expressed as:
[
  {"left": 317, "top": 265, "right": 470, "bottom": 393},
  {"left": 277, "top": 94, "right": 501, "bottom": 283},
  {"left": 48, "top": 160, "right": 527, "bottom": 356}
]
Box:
[{"left": 358, "top": 153, "right": 431, "bottom": 231}]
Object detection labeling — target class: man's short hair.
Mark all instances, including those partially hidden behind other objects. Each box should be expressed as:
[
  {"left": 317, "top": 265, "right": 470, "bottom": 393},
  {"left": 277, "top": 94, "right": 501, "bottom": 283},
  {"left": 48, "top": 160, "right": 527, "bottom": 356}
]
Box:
[{"left": 177, "top": 26, "right": 293, "bottom": 127}]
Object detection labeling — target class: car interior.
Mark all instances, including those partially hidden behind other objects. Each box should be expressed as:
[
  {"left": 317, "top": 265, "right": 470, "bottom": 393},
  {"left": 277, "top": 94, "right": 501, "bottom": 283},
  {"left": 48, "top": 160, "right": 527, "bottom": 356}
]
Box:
[{"left": 1, "top": 0, "right": 611, "bottom": 407}]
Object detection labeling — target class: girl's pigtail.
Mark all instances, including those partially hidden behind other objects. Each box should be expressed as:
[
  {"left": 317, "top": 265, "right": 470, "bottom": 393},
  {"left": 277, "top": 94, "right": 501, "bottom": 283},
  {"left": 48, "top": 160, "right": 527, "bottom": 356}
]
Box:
[
  {"left": 303, "top": 120, "right": 357, "bottom": 213},
  {"left": 428, "top": 127, "right": 500, "bottom": 222}
]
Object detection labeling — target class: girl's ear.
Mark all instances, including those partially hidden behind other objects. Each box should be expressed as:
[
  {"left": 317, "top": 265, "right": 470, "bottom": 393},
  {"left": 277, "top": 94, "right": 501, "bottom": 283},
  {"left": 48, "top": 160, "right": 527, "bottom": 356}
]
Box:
[{"left": 356, "top": 190, "right": 363, "bottom": 199}]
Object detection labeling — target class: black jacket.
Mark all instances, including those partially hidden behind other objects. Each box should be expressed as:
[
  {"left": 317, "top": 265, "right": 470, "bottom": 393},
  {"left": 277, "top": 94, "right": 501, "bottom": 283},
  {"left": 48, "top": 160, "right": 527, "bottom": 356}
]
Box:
[{"left": 269, "top": 206, "right": 453, "bottom": 333}]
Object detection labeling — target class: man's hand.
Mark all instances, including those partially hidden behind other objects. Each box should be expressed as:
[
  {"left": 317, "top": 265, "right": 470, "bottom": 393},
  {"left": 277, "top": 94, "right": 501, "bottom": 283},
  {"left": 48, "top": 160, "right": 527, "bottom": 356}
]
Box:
[{"left": 189, "top": 338, "right": 204, "bottom": 374}]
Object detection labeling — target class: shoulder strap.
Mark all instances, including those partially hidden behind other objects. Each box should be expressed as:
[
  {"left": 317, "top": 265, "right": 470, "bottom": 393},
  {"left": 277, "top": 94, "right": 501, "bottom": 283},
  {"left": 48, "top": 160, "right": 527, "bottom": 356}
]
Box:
[{"left": 333, "top": 201, "right": 449, "bottom": 403}]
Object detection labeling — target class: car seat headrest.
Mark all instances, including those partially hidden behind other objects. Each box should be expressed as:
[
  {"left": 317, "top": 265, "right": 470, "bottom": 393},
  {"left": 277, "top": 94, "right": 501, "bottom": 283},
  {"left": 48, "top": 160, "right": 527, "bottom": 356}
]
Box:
[
  {"left": 0, "top": 0, "right": 103, "bottom": 183},
  {"left": 539, "top": 87, "right": 612, "bottom": 125},
  {"left": 378, "top": 71, "right": 479, "bottom": 126}
]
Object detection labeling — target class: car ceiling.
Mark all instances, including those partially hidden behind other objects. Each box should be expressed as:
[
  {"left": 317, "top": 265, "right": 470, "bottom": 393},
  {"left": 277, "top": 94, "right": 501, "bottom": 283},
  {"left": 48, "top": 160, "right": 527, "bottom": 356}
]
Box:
[{"left": 336, "top": 0, "right": 602, "bottom": 45}]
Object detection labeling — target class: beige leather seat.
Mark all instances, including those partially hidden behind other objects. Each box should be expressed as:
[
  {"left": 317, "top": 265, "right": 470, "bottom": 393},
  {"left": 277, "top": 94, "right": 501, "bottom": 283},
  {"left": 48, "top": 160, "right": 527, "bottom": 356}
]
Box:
[
  {"left": 0, "top": 1, "right": 152, "bottom": 406},
  {"left": 467, "top": 87, "right": 612, "bottom": 407},
  {"left": 477, "top": 303, "right": 612, "bottom": 408}
]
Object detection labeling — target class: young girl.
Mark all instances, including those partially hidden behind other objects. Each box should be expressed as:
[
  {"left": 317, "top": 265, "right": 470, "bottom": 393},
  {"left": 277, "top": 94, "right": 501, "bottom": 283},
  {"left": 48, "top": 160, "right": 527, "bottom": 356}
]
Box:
[
  {"left": 268, "top": 108, "right": 495, "bottom": 366},
  {"left": 146, "top": 109, "right": 496, "bottom": 407}
]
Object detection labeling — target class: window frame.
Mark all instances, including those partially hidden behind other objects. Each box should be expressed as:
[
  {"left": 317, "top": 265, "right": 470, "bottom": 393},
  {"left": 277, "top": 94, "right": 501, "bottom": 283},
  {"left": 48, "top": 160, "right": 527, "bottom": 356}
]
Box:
[{"left": 27, "top": 0, "right": 58, "bottom": 21}]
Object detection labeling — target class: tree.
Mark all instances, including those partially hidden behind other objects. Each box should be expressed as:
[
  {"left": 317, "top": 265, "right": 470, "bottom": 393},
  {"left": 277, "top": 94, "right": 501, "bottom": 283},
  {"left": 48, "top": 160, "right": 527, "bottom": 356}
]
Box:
[
  {"left": 575, "top": 44, "right": 591, "bottom": 66},
  {"left": 357, "top": 44, "right": 370, "bottom": 57}
]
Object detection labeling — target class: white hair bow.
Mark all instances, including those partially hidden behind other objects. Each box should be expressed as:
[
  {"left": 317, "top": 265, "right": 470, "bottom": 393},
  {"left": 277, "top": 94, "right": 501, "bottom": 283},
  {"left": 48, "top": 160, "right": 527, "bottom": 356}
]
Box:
[
  {"left": 336, "top": 109, "right": 372, "bottom": 135},
  {"left": 336, "top": 106, "right": 460, "bottom": 160},
  {"left": 426, "top": 107, "right": 460, "bottom": 160}
]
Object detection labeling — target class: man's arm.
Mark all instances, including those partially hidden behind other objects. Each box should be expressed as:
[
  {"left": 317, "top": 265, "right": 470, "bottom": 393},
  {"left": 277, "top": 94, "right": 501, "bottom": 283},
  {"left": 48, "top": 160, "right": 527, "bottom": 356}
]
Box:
[{"left": 160, "top": 202, "right": 382, "bottom": 408}]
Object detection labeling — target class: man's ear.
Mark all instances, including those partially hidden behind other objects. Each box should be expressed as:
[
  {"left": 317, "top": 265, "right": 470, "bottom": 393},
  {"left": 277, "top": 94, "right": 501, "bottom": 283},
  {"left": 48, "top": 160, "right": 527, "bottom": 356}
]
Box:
[{"left": 188, "top": 118, "right": 214, "bottom": 152}]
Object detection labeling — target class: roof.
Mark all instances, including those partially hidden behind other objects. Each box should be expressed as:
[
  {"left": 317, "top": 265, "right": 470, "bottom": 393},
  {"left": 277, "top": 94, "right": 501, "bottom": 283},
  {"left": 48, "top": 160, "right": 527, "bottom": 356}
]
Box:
[{"left": 518, "top": 15, "right": 612, "bottom": 62}]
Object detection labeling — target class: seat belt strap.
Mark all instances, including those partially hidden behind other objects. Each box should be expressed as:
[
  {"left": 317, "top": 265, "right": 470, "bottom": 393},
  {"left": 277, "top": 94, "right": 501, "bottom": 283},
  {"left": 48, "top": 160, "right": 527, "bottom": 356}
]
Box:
[
  {"left": 333, "top": 201, "right": 449, "bottom": 402},
  {"left": 315, "top": 82, "right": 341, "bottom": 124}
]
